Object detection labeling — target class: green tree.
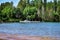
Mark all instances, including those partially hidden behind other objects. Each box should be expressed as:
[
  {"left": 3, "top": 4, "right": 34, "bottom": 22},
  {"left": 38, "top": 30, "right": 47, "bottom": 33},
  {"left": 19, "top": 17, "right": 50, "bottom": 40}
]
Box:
[
  {"left": 44, "top": 0, "right": 47, "bottom": 12},
  {"left": 32, "top": 0, "right": 42, "bottom": 17},
  {"left": 23, "top": 6, "right": 37, "bottom": 21},
  {"left": 17, "top": 0, "right": 26, "bottom": 12},
  {"left": 1, "top": 2, "right": 13, "bottom": 10},
  {"left": 54, "top": 0, "right": 57, "bottom": 12},
  {"left": 57, "top": 0, "right": 60, "bottom": 21},
  {"left": 12, "top": 8, "right": 23, "bottom": 19},
  {"left": 1, "top": 2, "right": 13, "bottom": 21},
  {"left": 1, "top": 6, "right": 13, "bottom": 21},
  {"left": 0, "top": 5, "right": 1, "bottom": 14}
]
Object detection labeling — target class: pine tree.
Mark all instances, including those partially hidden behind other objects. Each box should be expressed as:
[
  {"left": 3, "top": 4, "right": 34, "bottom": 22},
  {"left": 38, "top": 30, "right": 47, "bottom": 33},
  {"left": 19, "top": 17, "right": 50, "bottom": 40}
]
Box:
[
  {"left": 44, "top": 0, "right": 47, "bottom": 13},
  {"left": 54, "top": 0, "right": 57, "bottom": 12}
]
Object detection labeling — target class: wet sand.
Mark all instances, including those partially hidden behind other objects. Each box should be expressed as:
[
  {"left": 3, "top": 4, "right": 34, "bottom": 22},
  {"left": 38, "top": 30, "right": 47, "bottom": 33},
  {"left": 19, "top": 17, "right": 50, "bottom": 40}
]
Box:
[{"left": 0, "top": 33, "right": 60, "bottom": 40}]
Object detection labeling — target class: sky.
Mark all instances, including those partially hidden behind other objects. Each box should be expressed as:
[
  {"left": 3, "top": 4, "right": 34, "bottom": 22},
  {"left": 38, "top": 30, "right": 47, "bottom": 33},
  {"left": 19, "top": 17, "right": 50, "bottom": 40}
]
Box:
[
  {"left": 0, "top": 0, "right": 20, "bottom": 7},
  {"left": 0, "top": 0, "right": 53, "bottom": 7}
]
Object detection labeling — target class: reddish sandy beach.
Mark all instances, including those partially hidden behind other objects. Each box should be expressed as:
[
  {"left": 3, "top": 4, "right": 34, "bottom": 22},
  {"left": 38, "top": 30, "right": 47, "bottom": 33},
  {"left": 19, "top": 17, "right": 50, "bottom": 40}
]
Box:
[{"left": 0, "top": 33, "right": 60, "bottom": 40}]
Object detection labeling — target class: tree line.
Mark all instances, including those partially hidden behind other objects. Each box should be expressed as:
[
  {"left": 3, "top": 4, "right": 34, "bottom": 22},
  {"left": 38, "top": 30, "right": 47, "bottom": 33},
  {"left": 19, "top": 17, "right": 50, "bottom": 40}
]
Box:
[{"left": 0, "top": 0, "right": 60, "bottom": 22}]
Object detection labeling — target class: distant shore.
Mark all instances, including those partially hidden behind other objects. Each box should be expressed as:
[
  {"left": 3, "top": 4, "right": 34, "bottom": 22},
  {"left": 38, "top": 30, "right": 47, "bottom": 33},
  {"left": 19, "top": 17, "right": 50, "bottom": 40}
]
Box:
[
  {"left": 0, "top": 20, "right": 59, "bottom": 23},
  {"left": 0, "top": 33, "right": 59, "bottom": 40}
]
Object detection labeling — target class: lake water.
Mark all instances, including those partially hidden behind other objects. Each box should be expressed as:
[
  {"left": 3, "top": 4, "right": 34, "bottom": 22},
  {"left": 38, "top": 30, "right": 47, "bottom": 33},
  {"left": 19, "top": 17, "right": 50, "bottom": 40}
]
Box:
[{"left": 0, "top": 22, "right": 60, "bottom": 37}]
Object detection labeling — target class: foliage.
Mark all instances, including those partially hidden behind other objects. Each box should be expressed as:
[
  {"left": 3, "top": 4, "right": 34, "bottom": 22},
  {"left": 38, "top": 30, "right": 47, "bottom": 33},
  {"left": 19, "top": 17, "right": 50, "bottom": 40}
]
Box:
[
  {"left": 0, "top": 0, "right": 60, "bottom": 22},
  {"left": 23, "top": 6, "right": 37, "bottom": 20}
]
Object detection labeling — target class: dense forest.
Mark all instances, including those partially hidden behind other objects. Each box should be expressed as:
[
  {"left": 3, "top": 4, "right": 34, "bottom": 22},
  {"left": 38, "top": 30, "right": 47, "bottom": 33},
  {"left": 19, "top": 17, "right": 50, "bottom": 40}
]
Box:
[{"left": 0, "top": 0, "right": 60, "bottom": 22}]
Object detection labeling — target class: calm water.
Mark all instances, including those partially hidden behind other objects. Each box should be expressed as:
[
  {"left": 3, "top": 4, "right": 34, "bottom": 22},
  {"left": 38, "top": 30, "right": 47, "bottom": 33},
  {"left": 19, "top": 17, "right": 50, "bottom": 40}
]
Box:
[{"left": 0, "top": 22, "right": 60, "bottom": 37}]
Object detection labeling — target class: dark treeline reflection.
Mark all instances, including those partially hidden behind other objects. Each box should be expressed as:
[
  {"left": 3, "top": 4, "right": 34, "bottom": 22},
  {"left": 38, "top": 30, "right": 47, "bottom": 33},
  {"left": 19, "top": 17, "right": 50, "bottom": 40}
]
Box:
[{"left": 0, "top": 0, "right": 60, "bottom": 22}]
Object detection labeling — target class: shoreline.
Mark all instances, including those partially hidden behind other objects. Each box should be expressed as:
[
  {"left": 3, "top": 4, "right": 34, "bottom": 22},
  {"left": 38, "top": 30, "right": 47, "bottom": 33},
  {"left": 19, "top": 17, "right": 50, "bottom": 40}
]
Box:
[
  {"left": 0, "top": 20, "right": 60, "bottom": 23},
  {"left": 0, "top": 21, "right": 40, "bottom": 23},
  {"left": 0, "top": 33, "right": 60, "bottom": 40}
]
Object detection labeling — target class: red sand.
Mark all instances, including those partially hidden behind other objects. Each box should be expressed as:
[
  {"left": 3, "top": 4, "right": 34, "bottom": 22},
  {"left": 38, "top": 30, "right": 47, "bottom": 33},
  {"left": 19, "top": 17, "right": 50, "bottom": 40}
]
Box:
[{"left": 0, "top": 33, "right": 60, "bottom": 40}]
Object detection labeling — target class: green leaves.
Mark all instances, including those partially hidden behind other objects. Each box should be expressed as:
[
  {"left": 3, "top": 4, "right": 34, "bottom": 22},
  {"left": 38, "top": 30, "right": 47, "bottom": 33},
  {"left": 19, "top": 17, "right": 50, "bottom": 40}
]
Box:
[
  {"left": 2, "top": 6, "right": 10, "bottom": 14},
  {"left": 23, "top": 6, "right": 37, "bottom": 20},
  {"left": 23, "top": 6, "right": 37, "bottom": 15}
]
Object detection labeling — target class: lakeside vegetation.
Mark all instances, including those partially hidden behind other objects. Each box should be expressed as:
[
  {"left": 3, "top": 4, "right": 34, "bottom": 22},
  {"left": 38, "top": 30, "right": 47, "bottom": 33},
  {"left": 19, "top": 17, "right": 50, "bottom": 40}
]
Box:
[{"left": 0, "top": 0, "right": 60, "bottom": 22}]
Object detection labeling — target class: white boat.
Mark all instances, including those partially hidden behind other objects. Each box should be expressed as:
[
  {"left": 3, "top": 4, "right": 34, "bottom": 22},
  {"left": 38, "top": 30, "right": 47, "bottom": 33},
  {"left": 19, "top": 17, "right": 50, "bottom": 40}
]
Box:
[
  {"left": 19, "top": 20, "right": 30, "bottom": 23},
  {"left": 19, "top": 20, "right": 40, "bottom": 23}
]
